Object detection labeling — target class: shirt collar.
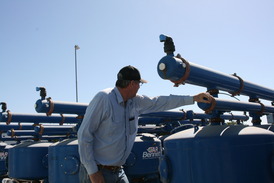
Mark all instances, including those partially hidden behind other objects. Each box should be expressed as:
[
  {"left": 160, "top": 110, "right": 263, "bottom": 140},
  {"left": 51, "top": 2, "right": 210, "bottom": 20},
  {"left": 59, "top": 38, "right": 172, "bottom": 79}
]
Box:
[
  {"left": 113, "top": 87, "right": 133, "bottom": 106},
  {"left": 114, "top": 87, "right": 124, "bottom": 105}
]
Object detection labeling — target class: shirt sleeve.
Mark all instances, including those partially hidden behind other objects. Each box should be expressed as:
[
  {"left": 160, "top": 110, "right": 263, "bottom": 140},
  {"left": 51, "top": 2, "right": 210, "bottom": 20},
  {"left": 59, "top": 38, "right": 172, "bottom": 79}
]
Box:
[
  {"left": 77, "top": 92, "right": 109, "bottom": 175},
  {"left": 135, "top": 94, "right": 194, "bottom": 114}
]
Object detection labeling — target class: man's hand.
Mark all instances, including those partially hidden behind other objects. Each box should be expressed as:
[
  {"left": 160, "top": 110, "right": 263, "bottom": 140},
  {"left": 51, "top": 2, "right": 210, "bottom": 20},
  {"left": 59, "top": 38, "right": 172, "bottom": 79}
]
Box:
[
  {"left": 193, "top": 93, "right": 213, "bottom": 103},
  {"left": 89, "top": 171, "right": 105, "bottom": 183}
]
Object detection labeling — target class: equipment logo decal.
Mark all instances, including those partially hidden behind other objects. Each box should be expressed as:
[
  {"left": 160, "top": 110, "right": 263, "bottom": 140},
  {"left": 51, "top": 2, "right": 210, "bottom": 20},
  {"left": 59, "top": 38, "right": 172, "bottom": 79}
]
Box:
[{"left": 142, "top": 146, "right": 161, "bottom": 159}]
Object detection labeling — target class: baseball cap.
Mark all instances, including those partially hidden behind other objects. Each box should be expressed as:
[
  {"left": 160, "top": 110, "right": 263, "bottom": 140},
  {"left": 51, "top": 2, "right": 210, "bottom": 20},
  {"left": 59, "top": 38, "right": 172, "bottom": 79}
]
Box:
[{"left": 117, "top": 65, "right": 147, "bottom": 83}]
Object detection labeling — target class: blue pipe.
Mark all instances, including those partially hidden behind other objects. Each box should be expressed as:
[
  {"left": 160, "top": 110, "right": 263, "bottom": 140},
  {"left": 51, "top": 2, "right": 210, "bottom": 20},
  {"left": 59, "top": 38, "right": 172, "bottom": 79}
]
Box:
[
  {"left": 186, "top": 111, "right": 249, "bottom": 121},
  {"left": 6, "top": 126, "right": 76, "bottom": 139},
  {"left": 198, "top": 98, "right": 274, "bottom": 114},
  {"left": 6, "top": 130, "right": 37, "bottom": 137},
  {"left": 157, "top": 35, "right": 274, "bottom": 101},
  {"left": 0, "top": 136, "right": 35, "bottom": 142},
  {"left": 35, "top": 99, "right": 88, "bottom": 115},
  {"left": 179, "top": 120, "right": 208, "bottom": 125},
  {"left": 0, "top": 124, "right": 34, "bottom": 131},
  {"left": 0, "top": 112, "right": 79, "bottom": 124},
  {"left": 140, "top": 111, "right": 186, "bottom": 119},
  {"left": 0, "top": 136, "right": 71, "bottom": 142},
  {"left": 34, "top": 125, "right": 76, "bottom": 135},
  {"left": 138, "top": 111, "right": 248, "bottom": 125}
]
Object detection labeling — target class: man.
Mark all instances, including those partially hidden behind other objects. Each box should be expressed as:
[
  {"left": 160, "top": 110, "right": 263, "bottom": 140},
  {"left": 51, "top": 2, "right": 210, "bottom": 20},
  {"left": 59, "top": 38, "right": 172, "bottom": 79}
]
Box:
[{"left": 78, "top": 65, "right": 212, "bottom": 183}]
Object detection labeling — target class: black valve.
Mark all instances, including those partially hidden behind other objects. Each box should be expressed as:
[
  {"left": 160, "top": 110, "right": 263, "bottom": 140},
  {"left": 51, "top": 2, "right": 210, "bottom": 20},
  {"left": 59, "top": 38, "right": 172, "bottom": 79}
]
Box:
[
  {"left": 159, "top": 34, "right": 175, "bottom": 56},
  {"left": 36, "top": 87, "right": 47, "bottom": 100},
  {"left": 0, "top": 102, "right": 7, "bottom": 112}
]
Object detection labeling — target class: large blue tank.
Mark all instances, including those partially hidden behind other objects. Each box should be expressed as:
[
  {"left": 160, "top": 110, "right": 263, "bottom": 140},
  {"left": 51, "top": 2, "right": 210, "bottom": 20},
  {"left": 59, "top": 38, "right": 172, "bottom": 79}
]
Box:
[
  {"left": 124, "top": 133, "right": 162, "bottom": 182},
  {"left": 159, "top": 125, "right": 274, "bottom": 183},
  {"left": 8, "top": 141, "right": 52, "bottom": 180},
  {"left": 48, "top": 134, "right": 162, "bottom": 183},
  {"left": 48, "top": 138, "right": 80, "bottom": 183}
]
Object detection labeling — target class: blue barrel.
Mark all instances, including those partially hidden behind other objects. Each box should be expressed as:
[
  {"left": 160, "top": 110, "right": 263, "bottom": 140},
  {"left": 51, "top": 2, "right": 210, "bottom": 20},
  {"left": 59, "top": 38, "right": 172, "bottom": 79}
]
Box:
[
  {"left": 124, "top": 133, "right": 162, "bottom": 182},
  {"left": 159, "top": 125, "right": 274, "bottom": 183},
  {"left": 8, "top": 141, "right": 52, "bottom": 180},
  {"left": 48, "top": 138, "right": 80, "bottom": 183}
]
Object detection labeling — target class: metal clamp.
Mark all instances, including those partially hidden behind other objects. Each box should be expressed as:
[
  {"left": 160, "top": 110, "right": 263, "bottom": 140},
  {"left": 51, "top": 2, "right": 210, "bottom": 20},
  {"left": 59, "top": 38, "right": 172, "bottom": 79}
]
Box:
[
  {"left": 171, "top": 54, "right": 191, "bottom": 87},
  {"left": 230, "top": 73, "right": 244, "bottom": 96},
  {"left": 6, "top": 110, "right": 12, "bottom": 125},
  {"left": 46, "top": 97, "right": 54, "bottom": 116},
  {"left": 204, "top": 97, "right": 217, "bottom": 114}
]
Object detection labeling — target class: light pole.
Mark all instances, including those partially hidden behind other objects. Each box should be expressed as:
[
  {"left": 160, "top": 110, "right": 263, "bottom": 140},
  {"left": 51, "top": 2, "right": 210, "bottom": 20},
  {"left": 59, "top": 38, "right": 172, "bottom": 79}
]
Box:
[{"left": 74, "top": 45, "right": 80, "bottom": 102}]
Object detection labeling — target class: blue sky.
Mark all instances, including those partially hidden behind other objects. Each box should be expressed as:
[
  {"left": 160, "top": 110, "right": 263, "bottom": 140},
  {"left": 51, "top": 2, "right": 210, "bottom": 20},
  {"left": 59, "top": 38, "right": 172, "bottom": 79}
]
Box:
[{"left": 1, "top": 0, "right": 274, "bottom": 123}]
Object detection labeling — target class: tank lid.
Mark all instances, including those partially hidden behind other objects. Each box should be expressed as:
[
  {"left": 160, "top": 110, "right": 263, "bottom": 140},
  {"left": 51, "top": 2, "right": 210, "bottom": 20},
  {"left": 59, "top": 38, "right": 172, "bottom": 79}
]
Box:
[{"left": 165, "top": 125, "right": 274, "bottom": 141}]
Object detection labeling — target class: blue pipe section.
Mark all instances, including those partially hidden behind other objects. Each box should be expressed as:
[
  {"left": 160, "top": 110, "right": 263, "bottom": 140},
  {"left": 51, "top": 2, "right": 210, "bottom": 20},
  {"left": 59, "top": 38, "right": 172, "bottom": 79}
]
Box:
[
  {"left": 34, "top": 125, "right": 76, "bottom": 135},
  {"left": 198, "top": 98, "right": 274, "bottom": 113},
  {"left": 157, "top": 50, "right": 274, "bottom": 101},
  {"left": 0, "top": 112, "right": 79, "bottom": 124},
  {"left": 1, "top": 135, "right": 74, "bottom": 142},
  {"left": 6, "top": 126, "right": 76, "bottom": 139},
  {"left": 140, "top": 111, "right": 186, "bottom": 120},
  {"left": 138, "top": 110, "right": 248, "bottom": 126},
  {"left": 6, "top": 130, "right": 37, "bottom": 137},
  {"left": 35, "top": 99, "right": 88, "bottom": 115},
  {"left": 186, "top": 111, "right": 249, "bottom": 121},
  {"left": 179, "top": 120, "right": 208, "bottom": 125},
  {"left": 0, "top": 136, "right": 35, "bottom": 142},
  {"left": 0, "top": 124, "right": 34, "bottom": 131}
]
